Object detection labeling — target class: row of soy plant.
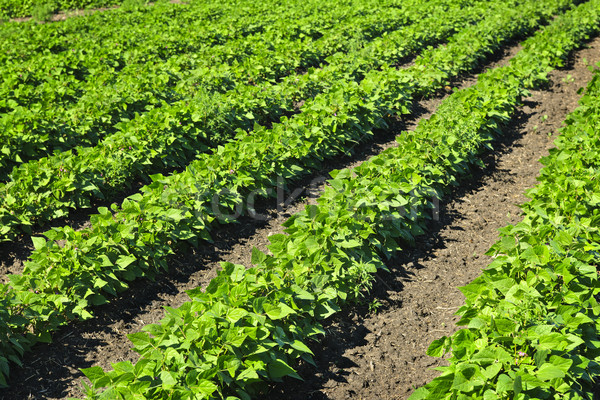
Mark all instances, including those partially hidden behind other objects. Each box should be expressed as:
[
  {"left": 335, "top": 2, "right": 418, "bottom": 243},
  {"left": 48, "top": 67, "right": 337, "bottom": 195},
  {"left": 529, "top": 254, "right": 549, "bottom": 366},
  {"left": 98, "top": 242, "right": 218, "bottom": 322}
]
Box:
[
  {"left": 79, "top": 1, "right": 600, "bottom": 398},
  {"left": 0, "top": 0, "right": 572, "bottom": 388}
]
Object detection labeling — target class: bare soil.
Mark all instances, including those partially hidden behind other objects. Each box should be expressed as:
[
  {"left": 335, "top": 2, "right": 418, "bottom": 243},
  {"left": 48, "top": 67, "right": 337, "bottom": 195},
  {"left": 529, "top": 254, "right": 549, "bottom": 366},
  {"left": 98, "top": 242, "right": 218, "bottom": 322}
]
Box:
[{"left": 0, "top": 35, "right": 598, "bottom": 400}]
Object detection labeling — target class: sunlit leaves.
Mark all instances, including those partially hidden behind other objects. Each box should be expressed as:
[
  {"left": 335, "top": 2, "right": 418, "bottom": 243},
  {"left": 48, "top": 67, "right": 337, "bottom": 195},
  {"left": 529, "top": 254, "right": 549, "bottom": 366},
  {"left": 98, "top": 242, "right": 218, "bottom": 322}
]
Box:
[{"left": 414, "top": 3, "right": 600, "bottom": 397}]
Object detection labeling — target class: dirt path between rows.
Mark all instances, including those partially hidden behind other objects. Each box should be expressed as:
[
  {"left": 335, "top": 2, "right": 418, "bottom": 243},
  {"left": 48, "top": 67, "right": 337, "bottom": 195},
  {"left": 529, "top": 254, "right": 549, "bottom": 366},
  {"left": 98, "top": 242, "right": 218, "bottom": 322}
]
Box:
[{"left": 0, "top": 36, "right": 598, "bottom": 400}]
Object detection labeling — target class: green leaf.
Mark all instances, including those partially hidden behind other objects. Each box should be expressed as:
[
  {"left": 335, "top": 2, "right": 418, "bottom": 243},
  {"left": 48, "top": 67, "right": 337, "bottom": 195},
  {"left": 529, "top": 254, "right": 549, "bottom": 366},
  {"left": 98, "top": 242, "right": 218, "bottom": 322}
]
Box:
[
  {"left": 500, "top": 236, "right": 516, "bottom": 252},
  {"left": 163, "top": 209, "right": 184, "bottom": 221},
  {"left": 549, "top": 355, "right": 572, "bottom": 373},
  {"left": 264, "top": 303, "right": 295, "bottom": 320},
  {"left": 194, "top": 379, "right": 218, "bottom": 396},
  {"left": 339, "top": 239, "right": 362, "bottom": 249},
  {"left": 31, "top": 236, "right": 46, "bottom": 250},
  {"left": 159, "top": 371, "right": 178, "bottom": 387},
  {"left": 290, "top": 340, "right": 313, "bottom": 355},
  {"left": 513, "top": 374, "right": 522, "bottom": 395},
  {"left": 229, "top": 264, "right": 246, "bottom": 282},
  {"left": 407, "top": 387, "right": 429, "bottom": 400},
  {"left": 251, "top": 247, "right": 267, "bottom": 265},
  {"left": 291, "top": 284, "right": 315, "bottom": 301},
  {"left": 82, "top": 366, "right": 111, "bottom": 388},
  {"left": 116, "top": 255, "right": 136, "bottom": 269},
  {"left": 128, "top": 332, "right": 152, "bottom": 350},
  {"left": 536, "top": 363, "right": 565, "bottom": 381},
  {"left": 496, "top": 374, "right": 512, "bottom": 393},
  {"left": 227, "top": 308, "right": 249, "bottom": 323},
  {"left": 225, "top": 358, "right": 241, "bottom": 378},
  {"left": 268, "top": 359, "right": 298, "bottom": 380},
  {"left": 493, "top": 318, "right": 516, "bottom": 335},
  {"left": 483, "top": 389, "right": 498, "bottom": 400},
  {"left": 237, "top": 367, "right": 259, "bottom": 381},
  {"left": 426, "top": 337, "right": 450, "bottom": 357},
  {"left": 482, "top": 363, "right": 502, "bottom": 380}
]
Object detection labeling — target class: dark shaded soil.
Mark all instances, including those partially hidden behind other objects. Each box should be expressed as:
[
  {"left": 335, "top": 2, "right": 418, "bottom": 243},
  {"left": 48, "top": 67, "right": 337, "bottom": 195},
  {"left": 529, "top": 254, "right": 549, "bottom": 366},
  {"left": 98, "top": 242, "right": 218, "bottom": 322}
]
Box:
[{"left": 0, "top": 35, "right": 598, "bottom": 400}]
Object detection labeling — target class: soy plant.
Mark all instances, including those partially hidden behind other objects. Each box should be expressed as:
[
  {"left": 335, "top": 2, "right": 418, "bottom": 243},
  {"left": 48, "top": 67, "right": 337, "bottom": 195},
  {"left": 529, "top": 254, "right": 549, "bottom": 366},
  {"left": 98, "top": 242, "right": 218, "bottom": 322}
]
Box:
[{"left": 411, "top": 61, "right": 600, "bottom": 400}]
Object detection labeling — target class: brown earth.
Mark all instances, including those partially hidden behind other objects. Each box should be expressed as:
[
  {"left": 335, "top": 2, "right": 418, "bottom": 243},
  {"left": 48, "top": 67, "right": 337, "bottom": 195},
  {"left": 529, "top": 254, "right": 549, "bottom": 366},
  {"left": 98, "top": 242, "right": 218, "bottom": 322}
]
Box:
[{"left": 0, "top": 35, "right": 598, "bottom": 400}]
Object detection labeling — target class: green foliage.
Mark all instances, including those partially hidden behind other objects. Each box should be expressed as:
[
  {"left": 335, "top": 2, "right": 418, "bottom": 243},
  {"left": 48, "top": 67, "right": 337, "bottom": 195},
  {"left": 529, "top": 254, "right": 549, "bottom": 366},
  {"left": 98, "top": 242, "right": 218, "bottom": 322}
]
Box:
[
  {"left": 0, "top": 0, "right": 122, "bottom": 18},
  {"left": 413, "top": 69, "right": 600, "bottom": 399},
  {"left": 0, "top": 0, "right": 597, "bottom": 394},
  {"left": 76, "top": 0, "right": 600, "bottom": 398},
  {"left": 0, "top": 0, "right": 482, "bottom": 237},
  {"left": 0, "top": 0, "right": 570, "bottom": 241},
  {"left": 31, "top": 2, "right": 55, "bottom": 22},
  {"left": 412, "top": 5, "right": 600, "bottom": 400},
  {"left": 0, "top": 0, "right": 587, "bottom": 389},
  {"left": 120, "top": 0, "right": 146, "bottom": 12},
  {"left": 0, "top": 0, "right": 442, "bottom": 181}
]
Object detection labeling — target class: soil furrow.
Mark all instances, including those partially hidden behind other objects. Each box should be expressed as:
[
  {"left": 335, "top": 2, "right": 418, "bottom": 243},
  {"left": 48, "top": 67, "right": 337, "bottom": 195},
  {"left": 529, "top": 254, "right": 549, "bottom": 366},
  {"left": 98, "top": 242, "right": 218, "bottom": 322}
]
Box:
[{"left": 0, "top": 40, "right": 527, "bottom": 400}]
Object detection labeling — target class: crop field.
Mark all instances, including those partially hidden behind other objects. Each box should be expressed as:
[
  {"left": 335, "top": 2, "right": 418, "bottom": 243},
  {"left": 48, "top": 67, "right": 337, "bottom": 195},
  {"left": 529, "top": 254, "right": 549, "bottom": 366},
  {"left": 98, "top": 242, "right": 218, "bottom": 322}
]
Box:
[{"left": 0, "top": 0, "right": 600, "bottom": 398}]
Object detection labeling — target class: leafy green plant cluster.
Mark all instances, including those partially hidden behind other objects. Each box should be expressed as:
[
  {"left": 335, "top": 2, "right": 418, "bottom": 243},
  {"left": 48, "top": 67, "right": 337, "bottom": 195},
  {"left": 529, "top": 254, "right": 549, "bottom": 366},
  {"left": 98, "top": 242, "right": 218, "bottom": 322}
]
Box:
[
  {"left": 77, "top": 1, "right": 600, "bottom": 397},
  {"left": 0, "top": 0, "right": 432, "bottom": 179},
  {"left": 0, "top": 0, "right": 583, "bottom": 386},
  {"left": 0, "top": 0, "right": 562, "bottom": 299},
  {"left": 0, "top": 0, "right": 128, "bottom": 19},
  {"left": 409, "top": 55, "right": 600, "bottom": 400},
  {"left": 0, "top": 0, "right": 571, "bottom": 242}
]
